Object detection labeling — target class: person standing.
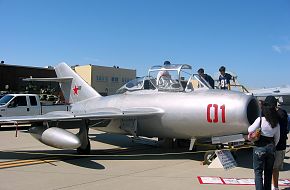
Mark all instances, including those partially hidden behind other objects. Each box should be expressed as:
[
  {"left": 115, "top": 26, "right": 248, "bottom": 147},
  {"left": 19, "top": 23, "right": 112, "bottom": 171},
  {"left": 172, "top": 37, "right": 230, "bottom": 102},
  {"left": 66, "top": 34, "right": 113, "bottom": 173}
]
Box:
[
  {"left": 197, "top": 68, "right": 215, "bottom": 88},
  {"left": 218, "top": 66, "right": 235, "bottom": 90},
  {"left": 248, "top": 96, "right": 280, "bottom": 190},
  {"left": 264, "top": 96, "right": 290, "bottom": 190}
]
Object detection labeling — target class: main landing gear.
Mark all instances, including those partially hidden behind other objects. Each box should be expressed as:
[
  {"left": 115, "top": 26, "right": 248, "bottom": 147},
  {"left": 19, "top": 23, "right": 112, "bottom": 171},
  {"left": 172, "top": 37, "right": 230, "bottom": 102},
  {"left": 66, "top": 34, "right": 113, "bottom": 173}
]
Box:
[{"left": 76, "top": 123, "right": 91, "bottom": 155}]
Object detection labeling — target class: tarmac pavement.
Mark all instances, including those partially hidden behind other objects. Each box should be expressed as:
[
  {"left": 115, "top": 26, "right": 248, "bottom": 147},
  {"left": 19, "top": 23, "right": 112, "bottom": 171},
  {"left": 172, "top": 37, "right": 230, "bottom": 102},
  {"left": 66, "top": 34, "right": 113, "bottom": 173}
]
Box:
[{"left": 0, "top": 126, "right": 289, "bottom": 190}]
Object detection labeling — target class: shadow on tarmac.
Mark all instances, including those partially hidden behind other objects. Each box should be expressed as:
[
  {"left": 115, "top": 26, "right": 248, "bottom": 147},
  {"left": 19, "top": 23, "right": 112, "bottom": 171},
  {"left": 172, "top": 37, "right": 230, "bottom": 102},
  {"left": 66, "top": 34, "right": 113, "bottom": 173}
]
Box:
[
  {"left": 90, "top": 132, "right": 256, "bottom": 168},
  {"left": 1, "top": 130, "right": 288, "bottom": 171},
  {"left": 0, "top": 149, "right": 105, "bottom": 170},
  {"left": 0, "top": 133, "right": 259, "bottom": 170},
  {"left": 234, "top": 148, "right": 290, "bottom": 173},
  {"left": 0, "top": 131, "right": 206, "bottom": 170},
  {"left": 0, "top": 148, "right": 204, "bottom": 170}
]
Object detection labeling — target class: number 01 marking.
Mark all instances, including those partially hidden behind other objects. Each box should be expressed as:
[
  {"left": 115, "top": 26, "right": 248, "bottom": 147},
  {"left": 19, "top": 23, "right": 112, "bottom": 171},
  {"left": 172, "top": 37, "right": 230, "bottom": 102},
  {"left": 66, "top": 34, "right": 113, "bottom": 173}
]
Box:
[{"left": 207, "top": 104, "right": 226, "bottom": 123}]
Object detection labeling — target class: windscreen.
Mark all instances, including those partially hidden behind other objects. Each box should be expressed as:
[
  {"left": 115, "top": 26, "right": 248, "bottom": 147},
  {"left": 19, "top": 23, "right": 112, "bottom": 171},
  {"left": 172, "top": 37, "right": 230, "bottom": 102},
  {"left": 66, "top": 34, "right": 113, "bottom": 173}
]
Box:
[
  {"left": 0, "top": 95, "right": 14, "bottom": 105},
  {"left": 116, "top": 76, "right": 158, "bottom": 94}
]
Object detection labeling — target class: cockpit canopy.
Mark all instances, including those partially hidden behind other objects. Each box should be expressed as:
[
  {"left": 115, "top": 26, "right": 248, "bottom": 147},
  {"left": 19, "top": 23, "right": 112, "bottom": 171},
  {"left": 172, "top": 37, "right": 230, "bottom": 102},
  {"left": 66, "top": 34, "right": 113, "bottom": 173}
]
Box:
[
  {"left": 148, "top": 64, "right": 191, "bottom": 92},
  {"left": 116, "top": 76, "right": 156, "bottom": 94},
  {"left": 116, "top": 64, "right": 212, "bottom": 94}
]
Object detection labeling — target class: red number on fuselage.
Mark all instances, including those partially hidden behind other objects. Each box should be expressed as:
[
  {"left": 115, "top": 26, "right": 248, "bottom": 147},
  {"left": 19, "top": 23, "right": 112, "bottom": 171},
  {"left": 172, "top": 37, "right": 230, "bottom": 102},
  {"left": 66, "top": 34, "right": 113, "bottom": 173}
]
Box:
[
  {"left": 220, "top": 104, "right": 226, "bottom": 123},
  {"left": 207, "top": 104, "right": 226, "bottom": 123},
  {"left": 207, "top": 104, "right": 213, "bottom": 122}
]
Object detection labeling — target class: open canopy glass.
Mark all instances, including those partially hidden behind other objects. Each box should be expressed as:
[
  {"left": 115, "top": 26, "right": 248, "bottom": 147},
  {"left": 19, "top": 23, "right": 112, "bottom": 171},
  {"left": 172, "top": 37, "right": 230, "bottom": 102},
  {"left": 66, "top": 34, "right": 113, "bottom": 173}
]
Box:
[{"left": 116, "top": 64, "right": 212, "bottom": 94}]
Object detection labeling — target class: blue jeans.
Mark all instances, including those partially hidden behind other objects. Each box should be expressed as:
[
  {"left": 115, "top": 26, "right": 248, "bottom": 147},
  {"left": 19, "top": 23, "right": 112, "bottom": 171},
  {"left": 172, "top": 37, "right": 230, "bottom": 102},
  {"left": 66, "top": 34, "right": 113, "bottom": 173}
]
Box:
[{"left": 253, "top": 144, "right": 275, "bottom": 190}]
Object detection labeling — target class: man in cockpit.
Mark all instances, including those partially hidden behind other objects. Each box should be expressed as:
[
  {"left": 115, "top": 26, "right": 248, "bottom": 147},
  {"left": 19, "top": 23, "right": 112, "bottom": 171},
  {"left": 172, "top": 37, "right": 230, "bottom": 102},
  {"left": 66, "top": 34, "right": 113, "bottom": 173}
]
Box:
[{"left": 157, "top": 61, "right": 171, "bottom": 86}]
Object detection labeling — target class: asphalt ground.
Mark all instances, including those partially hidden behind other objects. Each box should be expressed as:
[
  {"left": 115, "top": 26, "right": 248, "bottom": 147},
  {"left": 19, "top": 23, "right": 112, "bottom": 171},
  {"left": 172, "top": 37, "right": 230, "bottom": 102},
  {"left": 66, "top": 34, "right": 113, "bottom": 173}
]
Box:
[{"left": 0, "top": 125, "right": 289, "bottom": 190}]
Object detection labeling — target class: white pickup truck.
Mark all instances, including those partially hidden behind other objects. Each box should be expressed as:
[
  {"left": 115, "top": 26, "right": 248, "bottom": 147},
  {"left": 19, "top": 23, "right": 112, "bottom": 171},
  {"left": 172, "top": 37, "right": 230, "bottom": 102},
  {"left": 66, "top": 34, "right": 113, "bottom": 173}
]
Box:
[{"left": 0, "top": 94, "right": 70, "bottom": 117}]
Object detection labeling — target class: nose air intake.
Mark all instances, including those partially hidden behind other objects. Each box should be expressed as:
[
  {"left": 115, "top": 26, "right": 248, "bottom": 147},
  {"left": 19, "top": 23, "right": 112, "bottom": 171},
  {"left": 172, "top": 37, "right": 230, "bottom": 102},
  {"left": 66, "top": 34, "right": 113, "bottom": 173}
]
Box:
[{"left": 247, "top": 98, "right": 260, "bottom": 125}]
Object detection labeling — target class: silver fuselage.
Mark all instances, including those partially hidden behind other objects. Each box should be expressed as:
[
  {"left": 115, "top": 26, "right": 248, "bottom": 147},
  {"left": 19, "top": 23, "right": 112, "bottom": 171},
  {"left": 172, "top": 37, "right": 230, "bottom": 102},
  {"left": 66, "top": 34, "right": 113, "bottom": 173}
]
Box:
[{"left": 72, "top": 89, "right": 259, "bottom": 139}]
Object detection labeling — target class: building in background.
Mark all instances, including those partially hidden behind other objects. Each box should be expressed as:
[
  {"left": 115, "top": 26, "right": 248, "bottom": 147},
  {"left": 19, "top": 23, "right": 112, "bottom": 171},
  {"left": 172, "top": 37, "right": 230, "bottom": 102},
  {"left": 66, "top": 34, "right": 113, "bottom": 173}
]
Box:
[
  {"left": 0, "top": 62, "right": 60, "bottom": 95},
  {"left": 74, "top": 65, "right": 136, "bottom": 96},
  {"left": 0, "top": 61, "right": 136, "bottom": 97}
]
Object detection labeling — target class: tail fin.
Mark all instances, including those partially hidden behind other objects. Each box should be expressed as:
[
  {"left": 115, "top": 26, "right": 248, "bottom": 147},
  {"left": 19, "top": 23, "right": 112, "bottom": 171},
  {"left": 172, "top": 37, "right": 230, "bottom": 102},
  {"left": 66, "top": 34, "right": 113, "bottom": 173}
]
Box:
[{"left": 55, "top": 62, "right": 101, "bottom": 104}]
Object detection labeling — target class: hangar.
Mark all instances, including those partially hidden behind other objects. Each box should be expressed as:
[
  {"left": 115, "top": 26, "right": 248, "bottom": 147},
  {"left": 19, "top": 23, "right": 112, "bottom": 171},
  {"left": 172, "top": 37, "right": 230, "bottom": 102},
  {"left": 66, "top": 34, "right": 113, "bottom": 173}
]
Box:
[
  {"left": 0, "top": 62, "right": 58, "bottom": 94},
  {"left": 0, "top": 62, "right": 136, "bottom": 96}
]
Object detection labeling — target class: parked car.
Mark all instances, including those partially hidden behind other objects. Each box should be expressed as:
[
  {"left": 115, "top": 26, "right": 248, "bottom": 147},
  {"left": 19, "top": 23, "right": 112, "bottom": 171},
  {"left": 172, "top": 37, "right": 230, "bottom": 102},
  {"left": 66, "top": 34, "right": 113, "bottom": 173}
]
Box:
[{"left": 0, "top": 94, "right": 70, "bottom": 118}]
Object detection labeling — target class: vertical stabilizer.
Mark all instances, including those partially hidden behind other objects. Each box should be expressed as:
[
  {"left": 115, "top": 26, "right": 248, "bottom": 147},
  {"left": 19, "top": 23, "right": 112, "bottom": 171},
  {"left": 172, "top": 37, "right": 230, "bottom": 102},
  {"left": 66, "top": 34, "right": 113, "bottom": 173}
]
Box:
[{"left": 55, "top": 62, "right": 101, "bottom": 104}]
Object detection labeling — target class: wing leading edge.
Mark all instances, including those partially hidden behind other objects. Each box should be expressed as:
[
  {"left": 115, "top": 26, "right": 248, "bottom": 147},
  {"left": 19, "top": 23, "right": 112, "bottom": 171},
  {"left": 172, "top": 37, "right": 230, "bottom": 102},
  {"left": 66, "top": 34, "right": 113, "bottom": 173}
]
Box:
[{"left": 0, "top": 107, "right": 164, "bottom": 124}]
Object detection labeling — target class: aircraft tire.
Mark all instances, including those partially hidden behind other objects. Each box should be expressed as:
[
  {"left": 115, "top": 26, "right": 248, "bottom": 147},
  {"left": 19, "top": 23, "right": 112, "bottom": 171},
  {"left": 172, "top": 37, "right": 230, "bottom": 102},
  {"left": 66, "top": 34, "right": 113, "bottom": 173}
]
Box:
[
  {"left": 203, "top": 150, "right": 216, "bottom": 165},
  {"left": 77, "top": 140, "right": 91, "bottom": 155}
]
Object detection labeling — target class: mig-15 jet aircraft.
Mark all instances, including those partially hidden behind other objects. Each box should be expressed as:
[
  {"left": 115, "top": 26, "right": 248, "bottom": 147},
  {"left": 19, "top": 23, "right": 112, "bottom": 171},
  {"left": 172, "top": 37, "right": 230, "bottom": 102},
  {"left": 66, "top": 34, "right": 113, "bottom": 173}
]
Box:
[{"left": 0, "top": 63, "right": 260, "bottom": 156}]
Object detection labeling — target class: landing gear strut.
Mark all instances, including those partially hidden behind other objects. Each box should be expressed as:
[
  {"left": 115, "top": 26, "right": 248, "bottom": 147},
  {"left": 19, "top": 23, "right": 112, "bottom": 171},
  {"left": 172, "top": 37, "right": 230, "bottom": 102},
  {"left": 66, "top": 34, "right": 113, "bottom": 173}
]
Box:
[
  {"left": 76, "top": 122, "right": 91, "bottom": 155},
  {"left": 77, "top": 139, "right": 91, "bottom": 155}
]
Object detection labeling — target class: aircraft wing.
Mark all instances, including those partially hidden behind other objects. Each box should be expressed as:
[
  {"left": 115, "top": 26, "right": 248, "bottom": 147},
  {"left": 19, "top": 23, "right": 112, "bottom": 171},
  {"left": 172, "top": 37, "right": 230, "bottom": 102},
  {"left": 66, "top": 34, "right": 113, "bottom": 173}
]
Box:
[
  {"left": 0, "top": 107, "right": 163, "bottom": 124},
  {"left": 251, "top": 87, "right": 290, "bottom": 97}
]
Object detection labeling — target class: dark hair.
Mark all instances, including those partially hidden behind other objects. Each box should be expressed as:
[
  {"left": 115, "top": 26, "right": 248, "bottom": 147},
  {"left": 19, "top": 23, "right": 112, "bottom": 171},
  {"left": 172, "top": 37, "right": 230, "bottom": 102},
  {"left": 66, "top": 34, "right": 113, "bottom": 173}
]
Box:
[
  {"left": 264, "top": 96, "right": 277, "bottom": 107},
  {"left": 262, "top": 104, "right": 279, "bottom": 128},
  {"left": 198, "top": 68, "right": 204, "bottom": 73},
  {"left": 164, "top": 61, "right": 171, "bottom": 65},
  {"left": 219, "top": 66, "right": 225, "bottom": 72}
]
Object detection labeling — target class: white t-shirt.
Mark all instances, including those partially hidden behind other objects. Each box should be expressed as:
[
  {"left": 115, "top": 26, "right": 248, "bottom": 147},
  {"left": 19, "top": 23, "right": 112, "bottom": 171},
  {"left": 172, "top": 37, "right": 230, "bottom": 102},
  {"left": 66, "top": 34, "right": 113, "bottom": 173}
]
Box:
[
  {"left": 248, "top": 117, "right": 280, "bottom": 145},
  {"left": 157, "top": 70, "right": 170, "bottom": 85}
]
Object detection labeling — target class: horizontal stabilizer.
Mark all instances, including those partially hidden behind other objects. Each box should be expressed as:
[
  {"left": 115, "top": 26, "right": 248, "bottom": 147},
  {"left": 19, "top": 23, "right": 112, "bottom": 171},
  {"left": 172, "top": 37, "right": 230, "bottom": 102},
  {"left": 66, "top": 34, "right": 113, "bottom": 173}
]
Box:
[{"left": 23, "top": 77, "right": 73, "bottom": 82}]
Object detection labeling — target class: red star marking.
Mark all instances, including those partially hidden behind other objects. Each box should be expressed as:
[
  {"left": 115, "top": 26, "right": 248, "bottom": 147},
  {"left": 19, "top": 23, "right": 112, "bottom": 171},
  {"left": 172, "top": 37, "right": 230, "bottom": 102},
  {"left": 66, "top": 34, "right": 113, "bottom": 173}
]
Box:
[{"left": 73, "top": 85, "right": 79, "bottom": 95}]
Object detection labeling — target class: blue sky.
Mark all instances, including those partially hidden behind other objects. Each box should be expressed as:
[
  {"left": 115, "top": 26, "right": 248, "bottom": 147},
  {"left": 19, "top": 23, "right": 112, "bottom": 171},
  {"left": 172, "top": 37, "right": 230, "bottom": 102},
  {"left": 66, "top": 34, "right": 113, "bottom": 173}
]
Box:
[{"left": 0, "top": 0, "right": 290, "bottom": 88}]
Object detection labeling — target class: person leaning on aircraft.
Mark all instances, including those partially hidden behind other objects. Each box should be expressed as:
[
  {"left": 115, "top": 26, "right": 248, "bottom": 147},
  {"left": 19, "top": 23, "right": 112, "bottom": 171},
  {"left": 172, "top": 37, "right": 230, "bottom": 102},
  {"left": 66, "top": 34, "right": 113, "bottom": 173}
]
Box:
[
  {"left": 197, "top": 68, "right": 215, "bottom": 89},
  {"left": 218, "top": 66, "right": 235, "bottom": 90}
]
